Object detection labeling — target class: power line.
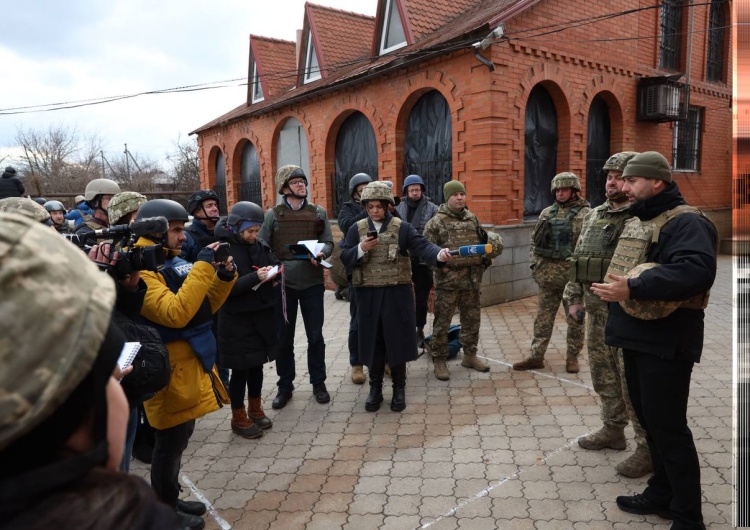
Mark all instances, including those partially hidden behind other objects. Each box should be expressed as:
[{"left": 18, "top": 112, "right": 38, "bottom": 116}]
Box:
[{"left": 0, "top": 0, "right": 729, "bottom": 116}]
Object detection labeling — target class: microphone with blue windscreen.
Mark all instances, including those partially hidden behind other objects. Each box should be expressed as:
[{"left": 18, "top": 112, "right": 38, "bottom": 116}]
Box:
[{"left": 449, "top": 244, "right": 492, "bottom": 256}]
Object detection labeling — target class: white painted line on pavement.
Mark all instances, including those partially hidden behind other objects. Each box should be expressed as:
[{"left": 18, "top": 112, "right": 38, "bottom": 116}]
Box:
[
  {"left": 181, "top": 472, "right": 232, "bottom": 530},
  {"left": 485, "top": 357, "right": 595, "bottom": 391},
  {"left": 419, "top": 434, "right": 591, "bottom": 528}
]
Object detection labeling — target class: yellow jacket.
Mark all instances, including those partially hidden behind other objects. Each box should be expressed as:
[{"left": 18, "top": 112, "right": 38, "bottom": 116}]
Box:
[{"left": 137, "top": 240, "right": 234, "bottom": 430}]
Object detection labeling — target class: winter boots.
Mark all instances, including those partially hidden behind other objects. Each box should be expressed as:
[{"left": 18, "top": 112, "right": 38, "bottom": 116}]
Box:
[
  {"left": 390, "top": 364, "right": 406, "bottom": 412},
  {"left": 616, "top": 444, "right": 654, "bottom": 478},
  {"left": 247, "top": 397, "right": 273, "bottom": 430},
  {"left": 231, "top": 408, "right": 264, "bottom": 439},
  {"left": 351, "top": 365, "right": 366, "bottom": 384},
  {"left": 433, "top": 356, "right": 450, "bottom": 380},
  {"left": 578, "top": 424, "right": 627, "bottom": 450},
  {"left": 461, "top": 353, "right": 490, "bottom": 372}
]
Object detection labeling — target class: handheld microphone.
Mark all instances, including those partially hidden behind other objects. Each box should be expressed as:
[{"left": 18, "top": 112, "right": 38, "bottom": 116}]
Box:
[{"left": 449, "top": 244, "right": 492, "bottom": 257}]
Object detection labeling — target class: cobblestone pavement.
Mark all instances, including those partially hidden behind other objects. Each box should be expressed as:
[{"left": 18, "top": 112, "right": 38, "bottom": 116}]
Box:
[{"left": 132, "top": 256, "right": 734, "bottom": 529}]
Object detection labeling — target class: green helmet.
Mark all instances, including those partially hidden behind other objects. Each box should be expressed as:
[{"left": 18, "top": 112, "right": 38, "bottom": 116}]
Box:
[
  {"left": 108, "top": 192, "right": 148, "bottom": 225},
  {"left": 360, "top": 181, "right": 395, "bottom": 206},
  {"left": 603, "top": 152, "right": 639, "bottom": 172},
  {"left": 0, "top": 197, "right": 51, "bottom": 224},
  {"left": 550, "top": 172, "right": 581, "bottom": 192},
  {"left": 0, "top": 212, "right": 116, "bottom": 451},
  {"left": 618, "top": 262, "right": 681, "bottom": 320},
  {"left": 275, "top": 165, "right": 307, "bottom": 195}
]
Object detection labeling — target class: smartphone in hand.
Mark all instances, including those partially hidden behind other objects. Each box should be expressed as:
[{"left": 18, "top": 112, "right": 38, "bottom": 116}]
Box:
[
  {"left": 214, "top": 242, "right": 230, "bottom": 262},
  {"left": 366, "top": 230, "right": 378, "bottom": 239}
]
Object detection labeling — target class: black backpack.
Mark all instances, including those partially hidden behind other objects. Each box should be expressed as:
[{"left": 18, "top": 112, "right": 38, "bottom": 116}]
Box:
[{"left": 118, "top": 320, "right": 171, "bottom": 399}]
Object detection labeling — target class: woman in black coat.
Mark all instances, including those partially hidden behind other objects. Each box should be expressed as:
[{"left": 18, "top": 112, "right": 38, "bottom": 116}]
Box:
[
  {"left": 340, "top": 182, "right": 451, "bottom": 412},
  {"left": 216, "top": 202, "right": 280, "bottom": 439}
]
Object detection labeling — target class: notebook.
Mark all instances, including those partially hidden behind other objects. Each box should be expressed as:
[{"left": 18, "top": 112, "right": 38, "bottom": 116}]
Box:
[{"left": 117, "top": 342, "right": 141, "bottom": 371}]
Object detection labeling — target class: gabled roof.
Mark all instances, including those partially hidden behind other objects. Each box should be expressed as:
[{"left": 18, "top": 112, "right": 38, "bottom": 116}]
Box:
[
  {"left": 399, "top": 0, "right": 480, "bottom": 42},
  {"left": 305, "top": 3, "right": 375, "bottom": 80},
  {"left": 193, "top": 0, "right": 532, "bottom": 135},
  {"left": 250, "top": 36, "right": 297, "bottom": 99}
]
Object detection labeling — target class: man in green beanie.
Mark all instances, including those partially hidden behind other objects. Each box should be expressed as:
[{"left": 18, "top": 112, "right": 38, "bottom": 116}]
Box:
[
  {"left": 591, "top": 151, "right": 716, "bottom": 528},
  {"left": 514, "top": 172, "right": 590, "bottom": 373},
  {"left": 423, "top": 180, "right": 503, "bottom": 380}
]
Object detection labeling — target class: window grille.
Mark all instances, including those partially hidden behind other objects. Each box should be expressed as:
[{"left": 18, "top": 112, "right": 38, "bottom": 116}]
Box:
[
  {"left": 672, "top": 106, "right": 702, "bottom": 171},
  {"left": 659, "top": 0, "right": 683, "bottom": 70},
  {"left": 707, "top": 0, "right": 726, "bottom": 82}
]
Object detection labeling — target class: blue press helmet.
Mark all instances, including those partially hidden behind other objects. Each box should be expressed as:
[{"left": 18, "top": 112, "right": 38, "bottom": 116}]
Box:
[{"left": 402, "top": 174, "right": 425, "bottom": 195}]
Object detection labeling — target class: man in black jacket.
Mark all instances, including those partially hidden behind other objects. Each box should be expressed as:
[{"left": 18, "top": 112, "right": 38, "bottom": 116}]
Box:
[
  {"left": 0, "top": 166, "right": 24, "bottom": 199},
  {"left": 591, "top": 151, "right": 717, "bottom": 530}
]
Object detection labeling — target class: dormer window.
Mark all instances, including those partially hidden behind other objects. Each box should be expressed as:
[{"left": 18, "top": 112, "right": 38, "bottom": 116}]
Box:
[
  {"left": 379, "top": 0, "right": 406, "bottom": 55},
  {"left": 303, "top": 31, "right": 321, "bottom": 84},
  {"left": 251, "top": 61, "right": 264, "bottom": 103}
]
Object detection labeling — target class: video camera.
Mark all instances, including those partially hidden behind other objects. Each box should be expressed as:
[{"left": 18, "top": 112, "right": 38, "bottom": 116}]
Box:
[{"left": 65, "top": 216, "right": 168, "bottom": 278}]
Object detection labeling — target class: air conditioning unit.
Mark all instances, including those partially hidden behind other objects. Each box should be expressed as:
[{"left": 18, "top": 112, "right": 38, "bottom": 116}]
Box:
[{"left": 636, "top": 75, "right": 687, "bottom": 122}]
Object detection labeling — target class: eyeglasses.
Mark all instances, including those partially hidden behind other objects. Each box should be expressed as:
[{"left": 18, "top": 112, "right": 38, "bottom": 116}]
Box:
[{"left": 288, "top": 179, "right": 306, "bottom": 187}]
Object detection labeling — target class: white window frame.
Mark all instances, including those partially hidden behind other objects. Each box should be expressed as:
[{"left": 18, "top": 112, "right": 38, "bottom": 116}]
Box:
[
  {"left": 379, "top": 0, "right": 407, "bottom": 55},
  {"left": 303, "top": 31, "right": 321, "bottom": 84},
  {"left": 251, "top": 62, "right": 264, "bottom": 103}
]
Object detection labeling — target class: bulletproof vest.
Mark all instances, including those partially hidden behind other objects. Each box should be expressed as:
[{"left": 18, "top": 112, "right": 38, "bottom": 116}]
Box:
[
  {"left": 605, "top": 205, "right": 713, "bottom": 313},
  {"left": 534, "top": 203, "right": 584, "bottom": 260},
  {"left": 186, "top": 221, "right": 216, "bottom": 248},
  {"left": 570, "top": 205, "right": 631, "bottom": 283},
  {"left": 271, "top": 204, "right": 320, "bottom": 260},
  {"left": 352, "top": 218, "right": 412, "bottom": 288},
  {"left": 435, "top": 211, "right": 483, "bottom": 267}
]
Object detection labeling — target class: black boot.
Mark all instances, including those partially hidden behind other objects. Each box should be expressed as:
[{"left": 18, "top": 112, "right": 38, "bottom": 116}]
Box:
[
  {"left": 365, "top": 362, "right": 385, "bottom": 412},
  {"left": 390, "top": 363, "right": 406, "bottom": 412}
]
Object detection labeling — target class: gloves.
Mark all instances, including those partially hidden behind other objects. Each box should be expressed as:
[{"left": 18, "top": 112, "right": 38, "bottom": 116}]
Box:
[{"left": 196, "top": 247, "right": 215, "bottom": 264}]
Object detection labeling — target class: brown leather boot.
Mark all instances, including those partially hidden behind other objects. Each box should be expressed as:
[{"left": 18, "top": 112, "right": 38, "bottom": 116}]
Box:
[
  {"left": 247, "top": 397, "right": 273, "bottom": 430},
  {"left": 565, "top": 357, "right": 580, "bottom": 373},
  {"left": 578, "top": 424, "right": 626, "bottom": 450},
  {"left": 351, "top": 365, "right": 366, "bottom": 384},
  {"left": 616, "top": 444, "right": 653, "bottom": 478},
  {"left": 512, "top": 357, "right": 544, "bottom": 371},
  {"left": 461, "top": 353, "right": 490, "bottom": 372},
  {"left": 231, "top": 408, "right": 263, "bottom": 439},
  {"left": 433, "top": 356, "right": 450, "bottom": 380}
]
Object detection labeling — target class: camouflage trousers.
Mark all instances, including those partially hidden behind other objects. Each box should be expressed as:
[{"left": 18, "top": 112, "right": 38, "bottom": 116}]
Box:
[
  {"left": 430, "top": 288, "right": 480, "bottom": 357},
  {"left": 530, "top": 280, "right": 584, "bottom": 360},
  {"left": 584, "top": 288, "right": 647, "bottom": 446}
]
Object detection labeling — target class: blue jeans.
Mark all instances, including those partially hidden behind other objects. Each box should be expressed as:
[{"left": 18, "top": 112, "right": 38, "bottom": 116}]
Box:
[
  {"left": 276, "top": 284, "right": 326, "bottom": 392},
  {"left": 348, "top": 283, "right": 360, "bottom": 366}
]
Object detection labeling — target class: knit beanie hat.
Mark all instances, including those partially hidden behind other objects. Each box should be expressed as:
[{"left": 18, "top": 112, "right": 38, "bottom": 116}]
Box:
[
  {"left": 622, "top": 151, "right": 672, "bottom": 183},
  {"left": 239, "top": 219, "right": 261, "bottom": 233},
  {"left": 443, "top": 180, "right": 466, "bottom": 199}
]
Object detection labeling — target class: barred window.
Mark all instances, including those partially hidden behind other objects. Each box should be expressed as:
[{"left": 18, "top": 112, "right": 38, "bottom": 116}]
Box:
[
  {"left": 707, "top": 0, "right": 726, "bottom": 82},
  {"left": 660, "top": 0, "right": 683, "bottom": 70},
  {"left": 672, "top": 106, "right": 703, "bottom": 171}
]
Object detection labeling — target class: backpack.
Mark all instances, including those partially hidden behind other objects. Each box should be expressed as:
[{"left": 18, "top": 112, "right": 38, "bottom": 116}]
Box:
[
  {"left": 422, "top": 325, "right": 462, "bottom": 359},
  {"left": 118, "top": 320, "right": 171, "bottom": 399}
]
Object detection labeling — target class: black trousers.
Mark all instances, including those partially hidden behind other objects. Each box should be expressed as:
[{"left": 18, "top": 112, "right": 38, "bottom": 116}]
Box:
[
  {"left": 151, "top": 419, "right": 195, "bottom": 508},
  {"left": 229, "top": 366, "right": 264, "bottom": 409},
  {"left": 412, "top": 262, "right": 433, "bottom": 330},
  {"left": 623, "top": 349, "right": 703, "bottom": 527}
]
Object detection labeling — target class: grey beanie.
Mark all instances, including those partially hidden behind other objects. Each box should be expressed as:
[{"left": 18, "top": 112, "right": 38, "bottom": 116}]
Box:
[{"left": 622, "top": 151, "right": 672, "bottom": 183}]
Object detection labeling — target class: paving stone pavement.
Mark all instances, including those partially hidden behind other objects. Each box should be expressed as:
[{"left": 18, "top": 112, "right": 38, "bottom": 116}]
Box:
[{"left": 131, "top": 255, "right": 735, "bottom": 529}]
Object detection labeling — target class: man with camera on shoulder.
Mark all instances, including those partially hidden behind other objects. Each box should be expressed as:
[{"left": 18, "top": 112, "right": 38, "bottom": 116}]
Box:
[{"left": 132, "top": 199, "right": 237, "bottom": 530}]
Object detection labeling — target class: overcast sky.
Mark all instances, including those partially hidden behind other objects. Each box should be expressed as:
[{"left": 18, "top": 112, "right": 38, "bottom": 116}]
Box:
[{"left": 0, "top": 0, "right": 378, "bottom": 166}]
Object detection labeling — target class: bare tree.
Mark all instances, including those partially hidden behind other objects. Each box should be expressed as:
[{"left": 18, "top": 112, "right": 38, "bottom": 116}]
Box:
[{"left": 166, "top": 135, "right": 200, "bottom": 192}]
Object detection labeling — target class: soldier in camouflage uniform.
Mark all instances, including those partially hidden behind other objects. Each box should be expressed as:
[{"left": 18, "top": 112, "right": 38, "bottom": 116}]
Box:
[
  {"left": 563, "top": 152, "right": 652, "bottom": 478},
  {"left": 514, "top": 172, "right": 590, "bottom": 373},
  {"left": 423, "top": 180, "right": 503, "bottom": 380},
  {"left": 591, "top": 152, "right": 716, "bottom": 528},
  {"left": 0, "top": 196, "right": 51, "bottom": 224},
  {"left": 258, "top": 165, "right": 334, "bottom": 409},
  {"left": 108, "top": 191, "right": 148, "bottom": 226}
]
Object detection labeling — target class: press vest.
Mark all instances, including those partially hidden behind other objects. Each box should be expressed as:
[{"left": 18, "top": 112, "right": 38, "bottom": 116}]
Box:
[
  {"left": 434, "top": 210, "right": 484, "bottom": 268},
  {"left": 570, "top": 204, "right": 631, "bottom": 283},
  {"left": 352, "top": 218, "right": 412, "bottom": 287},
  {"left": 271, "top": 204, "right": 320, "bottom": 260},
  {"left": 533, "top": 203, "right": 584, "bottom": 260},
  {"left": 605, "top": 205, "right": 713, "bottom": 311}
]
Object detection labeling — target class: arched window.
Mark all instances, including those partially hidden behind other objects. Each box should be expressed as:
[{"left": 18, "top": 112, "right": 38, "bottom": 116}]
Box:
[
  {"left": 586, "top": 95, "right": 611, "bottom": 207},
  {"left": 214, "top": 150, "right": 227, "bottom": 214},
  {"left": 333, "top": 112, "right": 378, "bottom": 216},
  {"left": 524, "top": 85, "right": 558, "bottom": 217},
  {"left": 240, "top": 142, "right": 262, "bottom": 206},
  {"left": 276, "top": 118, "right": 311, "bottom": 203}
]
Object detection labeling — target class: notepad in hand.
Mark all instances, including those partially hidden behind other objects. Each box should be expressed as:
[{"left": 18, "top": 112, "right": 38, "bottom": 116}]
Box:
[{"left": 117, "top": 342, "right": 141, "bottom": 371}]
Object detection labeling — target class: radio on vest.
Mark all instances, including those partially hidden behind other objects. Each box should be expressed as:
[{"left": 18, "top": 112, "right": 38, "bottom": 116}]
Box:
[{"left": 449, "top": 244, "right": 492, "bottom": 256}]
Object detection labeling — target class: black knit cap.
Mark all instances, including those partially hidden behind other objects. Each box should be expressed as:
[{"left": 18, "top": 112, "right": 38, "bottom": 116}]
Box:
[{"left": 2, "top": 167, "right": 16, "bottom": 177}]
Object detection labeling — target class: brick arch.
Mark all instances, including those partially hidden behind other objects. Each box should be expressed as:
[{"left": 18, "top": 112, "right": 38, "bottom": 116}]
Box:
[
  {"left": 230, "top": 129, "right": 265, "bottom": 209},
  {"left": 269, "top": 110, "right": 315, "bottom": 204},
  {"left": 391, "top": 71, "right": 465, "bottom": 189},
  {"left": 579, "top": 76, "right": 627, "bottom": 152},
  {"left": 205, "top": 143, "right": 226, "bottom": 189}
]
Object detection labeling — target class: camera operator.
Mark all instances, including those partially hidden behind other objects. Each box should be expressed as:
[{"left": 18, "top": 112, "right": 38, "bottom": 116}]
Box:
[{"left": 133, "top": 199, "right": 236, "bottom": 530}]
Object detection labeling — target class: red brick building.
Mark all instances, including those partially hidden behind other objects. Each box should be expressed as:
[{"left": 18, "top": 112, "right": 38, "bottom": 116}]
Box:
[{"left": 194, "top": 0, "right": 733, "bottom": 304}]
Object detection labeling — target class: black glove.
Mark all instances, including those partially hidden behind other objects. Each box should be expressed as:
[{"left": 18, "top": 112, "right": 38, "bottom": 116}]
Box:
[{"left": 196, "top": 247, "right": 215, "bottom": 264}]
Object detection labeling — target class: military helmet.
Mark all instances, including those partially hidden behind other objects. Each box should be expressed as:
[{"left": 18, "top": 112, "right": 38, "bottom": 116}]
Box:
[
  {"left": 33, "top": 197, "right": 47, "bottom": 206},
  {"left": 551, "top": 172, "right": 581, "bottom": 192},
  {"left": 0, "top": 197, "right": 51, "bottom": 224},
  {"left": 227, "top": 201, "right": 264, "bottom": 229},
  {"left": 135, "top": 199, "right": 189, "bottom": 225},
  {"left": 187, "top": 189, "right": 220, "bottom": 215},
  {"left": 43, "top": 200, "right": 66, "bottom": 213},
  {"left": 348, "top": 173, "right": 372, "bottom": 198},
  {"left": 360, "top": 181, "right": 395, "bottom": 206},
  {"left": 402, "top": 174, "right": 425, "bottom": 194},
  {"left": 603, "top": 152, "right": 639, "bottom": 173},
  {"left": 108, "top": 192, "right": 148, "bottom": 225},
  {"left": 0, "top": 212, "right": 116, "bottom": 451},
  {"left": 84, "top": 179, "right": 121, "bottom": 202},
  {"left": 74, "top": 194, "right": 85, "bottom": 204},
  {"left": 618, "top": 262, "right": 681, "bottom": 320},
  {"left": 276, "top": 165, "right": 307, "bottom": 194}
]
